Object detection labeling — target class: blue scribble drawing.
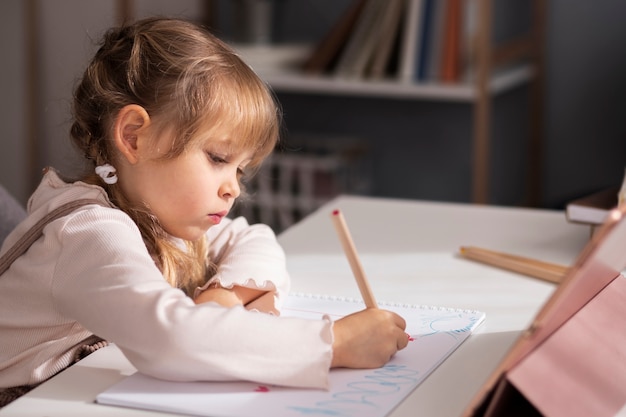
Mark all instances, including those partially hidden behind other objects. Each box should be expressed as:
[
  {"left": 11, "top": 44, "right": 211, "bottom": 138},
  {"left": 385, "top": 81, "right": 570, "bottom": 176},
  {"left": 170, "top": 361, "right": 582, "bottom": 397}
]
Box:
[
  {"left": 418, "top": 313, "right": 481, "bottom": 340},
  {"left": 287, "top": 406, "right": 348, "bottom": 416},
  {"left": 288, "top": 365, "right": 419, "bottom": 416}
]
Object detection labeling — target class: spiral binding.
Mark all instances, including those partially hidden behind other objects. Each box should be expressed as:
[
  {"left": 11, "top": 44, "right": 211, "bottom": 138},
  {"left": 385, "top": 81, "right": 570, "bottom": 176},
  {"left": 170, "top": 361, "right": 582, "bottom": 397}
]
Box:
[{"left": 289, "top": 292, "right": 481, "bottom": 314}]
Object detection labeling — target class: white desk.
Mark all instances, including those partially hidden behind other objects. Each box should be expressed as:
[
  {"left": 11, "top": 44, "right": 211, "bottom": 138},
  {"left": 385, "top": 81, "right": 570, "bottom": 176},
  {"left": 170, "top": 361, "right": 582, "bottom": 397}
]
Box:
[{"left": 0, "top": 196, "right": 590, "bottom": 417}]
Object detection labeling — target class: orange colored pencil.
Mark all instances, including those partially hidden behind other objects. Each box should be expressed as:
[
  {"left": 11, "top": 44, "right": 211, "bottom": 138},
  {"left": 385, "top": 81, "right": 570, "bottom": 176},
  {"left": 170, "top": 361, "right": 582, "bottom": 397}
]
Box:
[
  {"left": 459, "top": 246, "right": 569, "bottom": 284},
  {"left": 331, "top": 209, "right": 378, "bottom": 308}
]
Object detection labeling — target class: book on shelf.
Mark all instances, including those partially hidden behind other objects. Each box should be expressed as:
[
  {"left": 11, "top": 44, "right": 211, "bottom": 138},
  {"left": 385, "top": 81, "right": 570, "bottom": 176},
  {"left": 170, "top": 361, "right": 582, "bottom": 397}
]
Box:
[
  {"left": 415, "top": 0, "right": 435, "bottom": 81},
  {"left": 367, "top": 0, "right": 405, "bottom": 79},
  {"left": 565, "top": 186, "right": 620, "bottom": 226},
  {"left": 333, "top": 0, "right": 387, "bottom": 78},
  {"left": 460, "top": 0, "right": 478, "bottom": 83},
  {"left": 398, "top": 0, "right": 425, "bottom": 82},
  {"left": 440, "top": 0, "right": 463, "bottom": 83},
  {"left": 422, "top": 0, "right": 447, "bottom": 82},
  {"left": 301, "top": 0, "right": 367, "bottom": 75}
]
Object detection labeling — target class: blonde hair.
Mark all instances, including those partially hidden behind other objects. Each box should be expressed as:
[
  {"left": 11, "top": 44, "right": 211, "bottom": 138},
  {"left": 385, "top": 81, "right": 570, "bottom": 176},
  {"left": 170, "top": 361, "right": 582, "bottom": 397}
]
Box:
[{"left": 70, "top": 17, "right": 281, "bottom": 295}]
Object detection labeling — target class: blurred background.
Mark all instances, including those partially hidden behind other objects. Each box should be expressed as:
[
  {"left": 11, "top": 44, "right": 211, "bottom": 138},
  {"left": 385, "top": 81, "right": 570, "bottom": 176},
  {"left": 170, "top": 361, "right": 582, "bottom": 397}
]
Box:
[{"left": 1, "top": 0, "right": 625, "bottom": 232}]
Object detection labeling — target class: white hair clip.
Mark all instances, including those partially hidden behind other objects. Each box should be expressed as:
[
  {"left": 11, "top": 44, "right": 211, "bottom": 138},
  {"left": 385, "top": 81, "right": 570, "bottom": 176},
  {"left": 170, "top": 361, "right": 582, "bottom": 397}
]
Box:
[{"left": 95, "top": 164, "right": 118, "bottom": 185}]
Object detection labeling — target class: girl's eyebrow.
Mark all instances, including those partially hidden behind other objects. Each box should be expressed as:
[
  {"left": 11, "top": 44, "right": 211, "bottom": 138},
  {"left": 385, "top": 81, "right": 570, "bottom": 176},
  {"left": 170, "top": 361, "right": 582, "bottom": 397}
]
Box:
[{"left": 204, "top": 141, "right": 234, "bottom": 154}]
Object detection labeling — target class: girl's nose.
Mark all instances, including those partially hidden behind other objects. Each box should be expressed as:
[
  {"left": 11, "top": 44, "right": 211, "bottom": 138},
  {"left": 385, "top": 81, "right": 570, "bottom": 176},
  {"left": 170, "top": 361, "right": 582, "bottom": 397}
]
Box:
[{"left": 219, "top": 173, "right": 241, "bottom": 199}]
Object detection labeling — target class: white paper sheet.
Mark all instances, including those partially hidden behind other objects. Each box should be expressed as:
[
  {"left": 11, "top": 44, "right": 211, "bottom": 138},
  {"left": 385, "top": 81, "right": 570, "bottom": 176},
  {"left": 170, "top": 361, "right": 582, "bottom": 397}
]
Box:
[{"left": 97, "top": 293, "right": 484, "bottom": 417}]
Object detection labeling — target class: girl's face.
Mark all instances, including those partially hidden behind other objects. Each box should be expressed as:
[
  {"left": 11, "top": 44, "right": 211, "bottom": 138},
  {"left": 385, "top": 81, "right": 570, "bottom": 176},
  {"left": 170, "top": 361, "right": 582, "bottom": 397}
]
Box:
[{"left": 122, "top": 131, "right": 252, "bottom": 241}]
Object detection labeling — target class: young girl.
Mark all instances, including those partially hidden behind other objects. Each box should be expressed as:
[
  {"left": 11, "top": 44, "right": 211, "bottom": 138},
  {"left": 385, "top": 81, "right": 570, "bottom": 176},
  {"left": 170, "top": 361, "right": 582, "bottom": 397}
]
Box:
[{"left": 0, "top": 17, "right": 408, "bottom": 405}]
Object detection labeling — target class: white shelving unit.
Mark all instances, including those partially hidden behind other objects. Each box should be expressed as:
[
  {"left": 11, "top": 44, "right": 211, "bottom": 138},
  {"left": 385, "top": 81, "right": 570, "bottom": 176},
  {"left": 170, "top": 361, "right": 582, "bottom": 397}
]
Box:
[{"left": 232, "top": 0, "right": 546, "bottom": 205}]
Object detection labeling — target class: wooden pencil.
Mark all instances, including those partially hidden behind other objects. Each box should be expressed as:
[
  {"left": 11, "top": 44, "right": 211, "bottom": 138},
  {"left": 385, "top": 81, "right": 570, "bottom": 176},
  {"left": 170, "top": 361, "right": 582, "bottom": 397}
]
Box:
[
  {"left": 331, "top": 209, "right": 378, "bottom": 308},
  {"left": 459, "top": 246, "right": 569, "bottom": 284}
]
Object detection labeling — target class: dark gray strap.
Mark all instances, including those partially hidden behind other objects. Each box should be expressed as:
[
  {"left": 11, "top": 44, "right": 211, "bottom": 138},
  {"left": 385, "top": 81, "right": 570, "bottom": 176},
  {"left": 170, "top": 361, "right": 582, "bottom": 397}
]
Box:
[{"left": 0, "top": 198, "right": 107, "bottom": 276}]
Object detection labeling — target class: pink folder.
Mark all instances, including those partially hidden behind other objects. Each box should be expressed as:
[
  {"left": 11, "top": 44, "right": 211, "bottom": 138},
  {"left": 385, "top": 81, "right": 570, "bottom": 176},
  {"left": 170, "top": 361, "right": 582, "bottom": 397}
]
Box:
[{"left": 464, "top": 206, "right": 626, "bottom": 417}]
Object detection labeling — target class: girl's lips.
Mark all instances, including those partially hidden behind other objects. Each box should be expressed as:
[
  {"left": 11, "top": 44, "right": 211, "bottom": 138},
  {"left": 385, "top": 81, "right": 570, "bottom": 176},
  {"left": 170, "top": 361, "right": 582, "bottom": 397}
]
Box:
[{"left": 208, "top": 211, "right": 227, "bottom": 224}]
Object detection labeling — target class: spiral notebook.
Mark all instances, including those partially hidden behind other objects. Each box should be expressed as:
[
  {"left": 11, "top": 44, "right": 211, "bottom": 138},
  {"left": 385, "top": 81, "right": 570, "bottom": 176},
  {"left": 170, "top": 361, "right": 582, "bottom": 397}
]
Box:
[{"left": 96, "top": 293, "right": 485, "bottom": 417}]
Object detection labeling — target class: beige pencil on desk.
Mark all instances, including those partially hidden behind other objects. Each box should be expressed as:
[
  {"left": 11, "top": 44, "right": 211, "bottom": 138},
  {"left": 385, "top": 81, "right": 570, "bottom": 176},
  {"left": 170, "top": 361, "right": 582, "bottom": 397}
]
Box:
[
  {"left": 331, "top": 209, "right": 378, "bottom": 308},
  {"left": 459, "top": 246, "right": 569, "bottom": 284}
]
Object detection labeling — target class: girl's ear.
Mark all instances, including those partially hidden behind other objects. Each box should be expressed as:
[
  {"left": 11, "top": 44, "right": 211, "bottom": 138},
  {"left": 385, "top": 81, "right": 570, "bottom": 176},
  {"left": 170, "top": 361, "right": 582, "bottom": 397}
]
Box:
[{"left": 113, "top": 104, "right": 151, "bottom": 164}]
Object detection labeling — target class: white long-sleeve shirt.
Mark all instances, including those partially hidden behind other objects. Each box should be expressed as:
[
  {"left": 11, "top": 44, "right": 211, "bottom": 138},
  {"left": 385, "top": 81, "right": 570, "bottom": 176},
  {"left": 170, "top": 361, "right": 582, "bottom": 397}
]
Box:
[{"left": 0, "top": 169, "right": 333, "bottom": 389}]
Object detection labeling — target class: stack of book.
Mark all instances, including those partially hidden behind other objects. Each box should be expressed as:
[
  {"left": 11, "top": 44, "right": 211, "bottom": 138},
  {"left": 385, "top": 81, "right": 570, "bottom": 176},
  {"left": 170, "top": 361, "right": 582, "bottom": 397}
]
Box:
[
  {"left": 565, "top": 187, "right": 619, "bottom": 227},
  {"left": 565, "top": 166, "right": 626, "bottom": 237},
  {"left": 302, "top": 0, "right": 476, "bottom": 84}
]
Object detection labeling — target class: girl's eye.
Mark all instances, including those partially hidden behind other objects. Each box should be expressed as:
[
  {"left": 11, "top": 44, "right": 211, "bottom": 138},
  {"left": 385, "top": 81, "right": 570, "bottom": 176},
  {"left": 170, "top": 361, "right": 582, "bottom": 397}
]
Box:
[
  {"left": 208, "top": 153, "right": 227, "bottom": 164},
  {"left": 207, "top": 151, "right": 248, "bottom": 178}
]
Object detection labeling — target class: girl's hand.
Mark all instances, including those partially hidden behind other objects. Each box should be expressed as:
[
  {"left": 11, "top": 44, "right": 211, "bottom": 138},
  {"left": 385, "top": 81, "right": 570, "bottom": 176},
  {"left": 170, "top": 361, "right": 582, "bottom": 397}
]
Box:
[{"left": 331, "top": 308, "right": 409, "bottom": 369}]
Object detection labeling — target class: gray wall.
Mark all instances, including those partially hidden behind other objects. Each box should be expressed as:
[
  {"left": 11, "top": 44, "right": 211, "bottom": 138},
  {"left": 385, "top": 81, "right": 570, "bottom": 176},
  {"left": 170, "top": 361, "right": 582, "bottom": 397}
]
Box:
[
  {"left": 544, "top": 1, "right": 626, "bottom": 207},
  {"left": 0, "top": 1, "right": 28, "bottom": 203},
  {"left": 1, "top": 0, "right": 625, "bottom": 209}
]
